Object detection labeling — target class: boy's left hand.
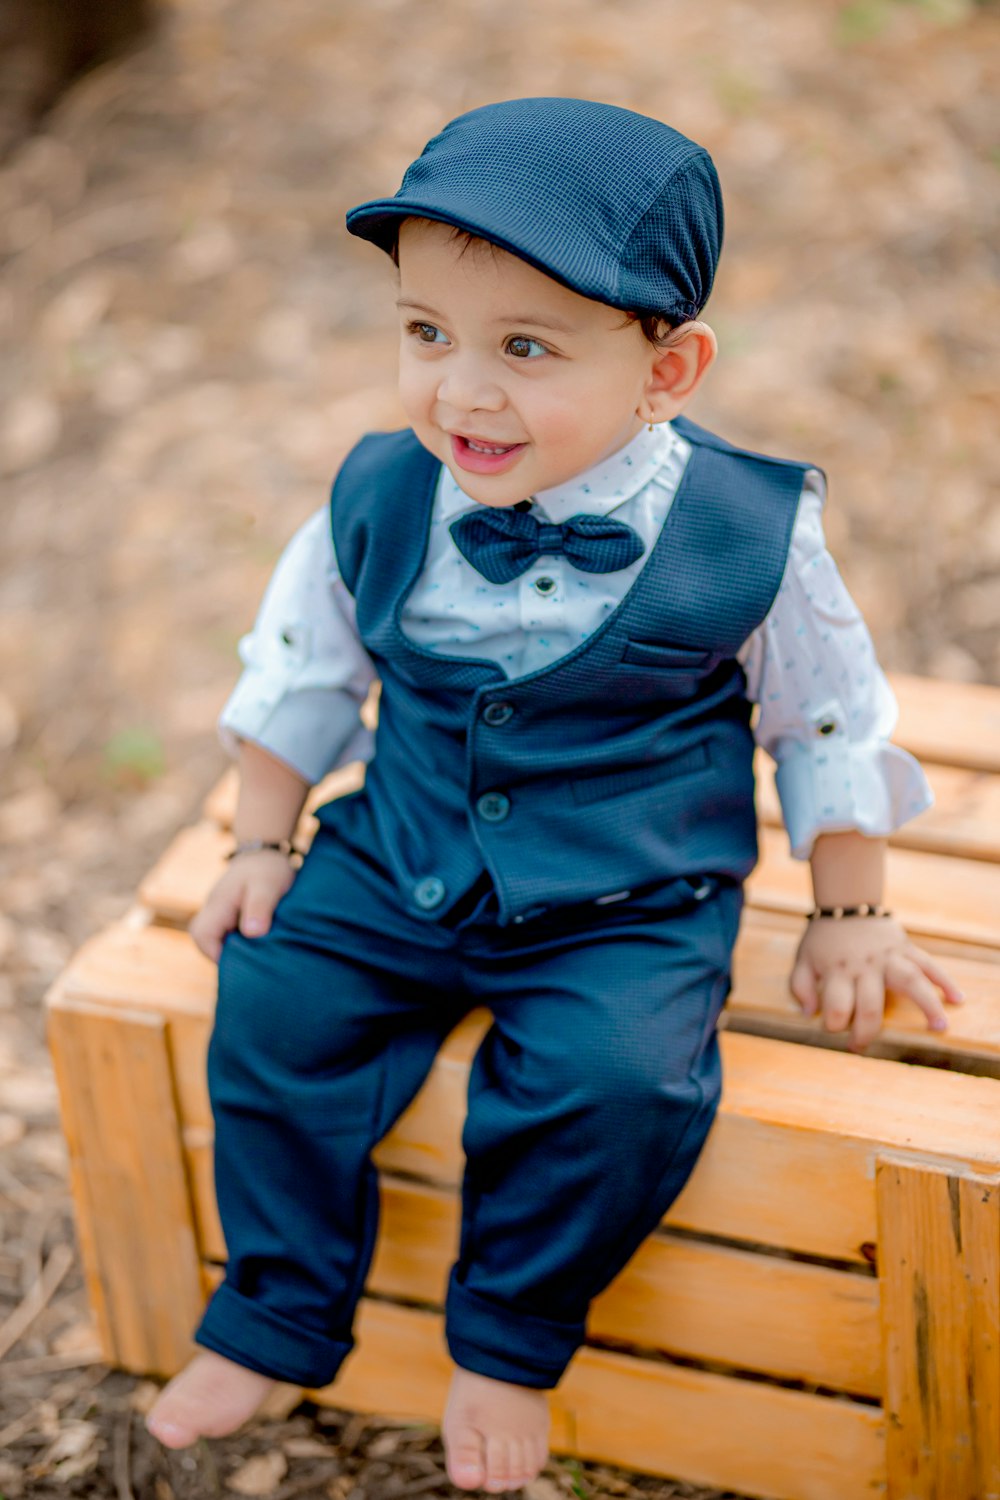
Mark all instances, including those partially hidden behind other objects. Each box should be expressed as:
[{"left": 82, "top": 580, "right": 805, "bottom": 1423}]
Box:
[{"left": 789, "top": 915, "right": 965, "bottom": 1052}]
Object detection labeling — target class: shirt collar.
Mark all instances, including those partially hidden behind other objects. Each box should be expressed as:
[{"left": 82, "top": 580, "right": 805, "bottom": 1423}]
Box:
[{"left": 437, "top": 422, "right": 679, "bottom": 524}]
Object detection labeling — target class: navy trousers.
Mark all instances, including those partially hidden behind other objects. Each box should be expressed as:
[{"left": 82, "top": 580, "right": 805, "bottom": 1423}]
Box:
[{"left": 195, "top": 820, "right": 743, "bottom": 1390}]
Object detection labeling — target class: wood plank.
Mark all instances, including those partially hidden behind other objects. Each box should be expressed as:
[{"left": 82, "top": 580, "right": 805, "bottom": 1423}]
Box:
[
  {"left": 138, "top": 821, "right": 236, "bottom": 925},
  {"left": 756, "top": 756, "right": 1000, "bottom": 865},
  {"left": 877, "top": 1157, "right": 1000, "bottom": 1500},
  {"left": 186, "top": 1028, "right": 1000, "bottom": 1266},
  {"left": 56, "top": 923, "right": 1000, "bottom": 1265},
  {"left": 725, "top": 909, "right": 1000, "bottom": 1067},
  {"left": 891, "top": 672, "right": 1000, "bottom": 773},
  {"left": 750, "top": 824, "right": 1000, "bottom": 952},
  {"left": 59, "top": 915, "right": 1000, "bottom": 1135},
  {"left": 198, "top": 1174, "right": 880, "bottom": 1396},
  {"left": 319, "top": 1299, "right": 886, "bottom": 1500},
  {"left": 44, "top": 999, "right": 202, "bottom": 1375}
]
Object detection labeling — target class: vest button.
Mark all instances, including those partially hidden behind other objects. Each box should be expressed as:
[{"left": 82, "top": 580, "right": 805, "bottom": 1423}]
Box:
[
  {"left": 533, "top": 575, "right": 557, "bottom": 596},
  {"left": 476, "top": 792, "right": 510, "bottom": 822},
  {"left": 483, "top": 701, "right": 514, "bottom": 726},
  {"left": 413, "top": 876, "right": 446, "bottom": 910}
]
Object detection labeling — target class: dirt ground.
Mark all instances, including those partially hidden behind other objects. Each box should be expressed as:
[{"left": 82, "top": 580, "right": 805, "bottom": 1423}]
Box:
[{"left": 0, "top": 0, "right": 998, "bottom": 1495}]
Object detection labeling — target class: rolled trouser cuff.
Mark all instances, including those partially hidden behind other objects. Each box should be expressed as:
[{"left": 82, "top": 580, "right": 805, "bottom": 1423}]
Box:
[
  {"left": 445, "top": 1271, "right": 585, "bottom": 1389},
  {"left": 195, "top": 1281, "right": 352, "bottom": 1387}
]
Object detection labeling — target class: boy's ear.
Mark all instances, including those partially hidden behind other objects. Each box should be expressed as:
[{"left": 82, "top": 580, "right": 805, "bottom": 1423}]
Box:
[{"left": 642, "top": 321, "right": 717, "bottom": 423}]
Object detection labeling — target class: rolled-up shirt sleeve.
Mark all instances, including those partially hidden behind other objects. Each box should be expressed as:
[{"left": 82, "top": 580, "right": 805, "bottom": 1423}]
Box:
[
  {"left": 737, "top": 470, "right": 934, "bottom": 861},
  {"left": 218, "top": 507, "right": 377, "bottom": 785}
]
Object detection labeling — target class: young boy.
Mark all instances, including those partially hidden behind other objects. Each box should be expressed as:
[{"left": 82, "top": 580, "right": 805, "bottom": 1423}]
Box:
[{"left": 147, "top": 98, "right": 962, "bottom": 1490}]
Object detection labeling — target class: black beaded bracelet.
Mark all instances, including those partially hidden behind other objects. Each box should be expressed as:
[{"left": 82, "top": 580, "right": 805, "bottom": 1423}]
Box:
[
  {"left": 225, "top": 838, "right": 302, "bottom": 862},
  {"left": 807, "top": 903, "right": 892, "bottom": 921}
]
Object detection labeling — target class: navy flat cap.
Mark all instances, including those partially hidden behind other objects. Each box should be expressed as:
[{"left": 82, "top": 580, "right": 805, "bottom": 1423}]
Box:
[{"left": 346, "top": 97, "right": 723, "bottom": 323}]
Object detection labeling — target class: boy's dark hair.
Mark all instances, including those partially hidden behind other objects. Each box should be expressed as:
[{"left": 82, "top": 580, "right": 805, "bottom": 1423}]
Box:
[{"left": 388, "top": 221, "right": 684, "bottom": 349}]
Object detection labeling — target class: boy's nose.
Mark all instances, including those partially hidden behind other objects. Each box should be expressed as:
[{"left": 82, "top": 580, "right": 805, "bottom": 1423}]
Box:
[{"left": 436, "top": 361, "right": 505, "bottom": 414}]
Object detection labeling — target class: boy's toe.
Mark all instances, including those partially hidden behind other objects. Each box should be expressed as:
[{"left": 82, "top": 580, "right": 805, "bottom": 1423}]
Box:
[
  {"left": 144, "top": 1414, "right": 197, "bottom": 1450},
  {"left": 485, "top": 1435, "right": 511, "bottom": 1491},
  {"left": 446, "top": 1426, "right": 487, "bottom": 1490},
  {"left": 506, "top": 1437, "right": 530, "bottom": 1488}
]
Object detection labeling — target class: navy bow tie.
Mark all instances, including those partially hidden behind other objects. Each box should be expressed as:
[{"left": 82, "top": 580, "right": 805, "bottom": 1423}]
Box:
[{"left": 449, "top": 506, "right": 645, "bottom": 585}]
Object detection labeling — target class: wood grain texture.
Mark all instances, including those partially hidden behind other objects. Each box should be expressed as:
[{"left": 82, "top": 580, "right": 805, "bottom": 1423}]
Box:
[
  {"left": 756, "top": 758, "right": 1000, "bottom": 864},
  {"left": 199, "top": 1173, "right": 881, "bottom": 1394},
  {"left": 44, "top": 999, "right": 202, "bottom": 1375},
  {"left": 877, "top": 1156, "right": 1000, "bottom": 1500},
  {"left": 184, "top": 1027, "right": 1000, "bottom": 1268},
  {"left": 317, "top": 1299, "right": 886, "bottom": 1500}
]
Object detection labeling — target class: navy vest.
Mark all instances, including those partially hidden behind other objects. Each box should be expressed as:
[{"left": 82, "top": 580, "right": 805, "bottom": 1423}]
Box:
[{"left": 322, "top": 417, "right": 815, "bottom": 926}]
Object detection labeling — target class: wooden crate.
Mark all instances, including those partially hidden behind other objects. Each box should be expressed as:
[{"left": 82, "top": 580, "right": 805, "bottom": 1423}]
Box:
[{"left": 45, "top": 672, "right": 1000, "bottom": 1500}]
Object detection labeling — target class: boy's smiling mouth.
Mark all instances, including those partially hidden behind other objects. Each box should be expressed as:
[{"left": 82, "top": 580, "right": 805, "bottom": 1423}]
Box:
[{"left": 450, "top": 433, "right": 527, "bottom": 475}]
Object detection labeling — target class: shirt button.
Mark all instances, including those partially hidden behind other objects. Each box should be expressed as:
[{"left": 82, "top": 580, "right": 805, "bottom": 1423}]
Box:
[
  {"left": 413, "top": 877, "right": 446, "bottom": 910},
  {"left": 476, "top": 792, "right": 511, "bottom": 822},
  {"left": 533, "top": 576, "right": 557, "bottom": 596},
  {"left": 483, "top": 701, "right": 515, "bottom": 726}
]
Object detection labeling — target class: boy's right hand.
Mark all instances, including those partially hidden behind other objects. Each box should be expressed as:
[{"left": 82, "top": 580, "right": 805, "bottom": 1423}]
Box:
[{"left": 189, "top": 851, "right": 298, "bottom": 963}]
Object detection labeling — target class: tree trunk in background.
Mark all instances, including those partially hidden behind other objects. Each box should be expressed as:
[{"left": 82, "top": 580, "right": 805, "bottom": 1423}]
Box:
[{"left": 0, "top": 0, "right": 156, "bottom": 159}]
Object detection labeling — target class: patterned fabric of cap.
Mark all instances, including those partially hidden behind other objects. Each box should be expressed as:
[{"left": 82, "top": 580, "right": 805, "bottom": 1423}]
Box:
[{"left": 346, "top": 97, "right": 724, "bottom": 321}]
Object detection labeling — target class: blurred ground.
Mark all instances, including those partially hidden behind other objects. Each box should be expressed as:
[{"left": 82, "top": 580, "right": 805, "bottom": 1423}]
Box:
[{"left": 0, "top": 0, "right": 997, "bottom": 1494}]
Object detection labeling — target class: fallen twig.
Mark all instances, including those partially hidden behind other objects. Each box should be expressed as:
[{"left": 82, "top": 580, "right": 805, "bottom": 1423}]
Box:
[
  {"left": 0, "top": 1159, "right": 46, "bottom": 1212},
  {"left": 0, "top": 1345, "right": 105, "bottom": 1378},
  {"left": 0, "top": 1364, "right": 103, "bottom": 1447},
  {"left": 113, "top": 1407, "right": 135, "bottom": 1500},
  {"left": 0, "top": 1241, "right": 75, "bottom": 1361}
]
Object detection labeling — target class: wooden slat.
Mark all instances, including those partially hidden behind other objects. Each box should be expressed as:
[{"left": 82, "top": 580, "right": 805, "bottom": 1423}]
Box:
[
  {"left": 891, "top": 672, "right": 1000, "bottom": 774},
  {"left": 877, "top": 1157, "right": 1000, "bottom": 1500},
  {"left": 725, "top": 909, "right": 1000, "bottom": 1066},
  {"left": 76, "top": 899, "right": 1000, "bottom": 1110},
  {"left": 138, "top": 821, "right": 244, "bottom": 925},
  {"left": 375, "top": 1179, "right": 884, "bottom": 1397},
  {"left": 750, "top": 824, "right": 1000, "bottom": 952},
  {"left": 198, "top": 1174, "right": 880, "bottom": 1396},
  {"left": 195, "top": 1268, "right": 886, "bottom": 1500},
  {"left": 55, "top": 922, "right": 1000, "bottom": 1265},
  {"left": 44, "top": 999, "right": 203, "bottom": 1375},
  {"left": 185, "top": 1024, "right": 1000, "bottom": 1267},
  {"left": 318, "top": 1300, "right": 886, "bottom": 1500},
  {"left": 48, "top": 922, "right": 216, "bottom": 1132},
  {"left": 757, "top": 755, "right": 1000, "bottom": 864}
]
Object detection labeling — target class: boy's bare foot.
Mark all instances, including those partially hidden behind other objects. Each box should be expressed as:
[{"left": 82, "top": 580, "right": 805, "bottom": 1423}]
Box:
[
  {"left": 145, "top": 1349, "right": 276, "bottom": 1448},
  {"left": 442, "top": 1367, "right": 550, "bottom": 1491}
]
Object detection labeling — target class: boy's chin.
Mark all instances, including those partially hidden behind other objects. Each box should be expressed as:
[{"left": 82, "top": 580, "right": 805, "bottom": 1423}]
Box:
[{"left": 443, "top": 464, "right": 533, "bottom": 509}]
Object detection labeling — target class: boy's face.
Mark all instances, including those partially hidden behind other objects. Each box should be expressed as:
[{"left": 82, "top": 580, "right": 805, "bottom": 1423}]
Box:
[{"left": 395, "top": 218, "right": 661, "bottom": 507}]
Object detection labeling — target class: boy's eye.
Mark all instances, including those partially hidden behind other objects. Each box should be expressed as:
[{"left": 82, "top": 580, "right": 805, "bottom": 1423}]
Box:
[
  {"left": 506, "top": 335, "right": 548, "bottom": 360},
  {"left": 408, "top": 322, "right": 448, "bottom": 344}
]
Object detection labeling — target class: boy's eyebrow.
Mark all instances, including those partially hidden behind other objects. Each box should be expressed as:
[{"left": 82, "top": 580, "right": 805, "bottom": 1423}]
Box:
[{"left": 396, "top": 298, "right": 576, "bottom": 334}]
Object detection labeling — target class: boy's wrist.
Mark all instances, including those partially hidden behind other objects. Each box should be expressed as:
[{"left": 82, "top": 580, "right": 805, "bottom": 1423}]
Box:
[
  {"left": 806, "top": 902, "right": 892, "bottom": 922},
  {"left": 808, "top": 830, "right": 886, "bottom": 910},
  {"left": 226, "top": 838, "right": 303, "bottom": 863}
]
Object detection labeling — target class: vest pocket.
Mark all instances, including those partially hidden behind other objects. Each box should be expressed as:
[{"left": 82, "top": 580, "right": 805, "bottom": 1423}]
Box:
[
  {"left": 620, "top": 639, "right": 716, "bottom": 669},
  {"left": 570, "top": 739, "right": 712, "bottom": 805}
]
